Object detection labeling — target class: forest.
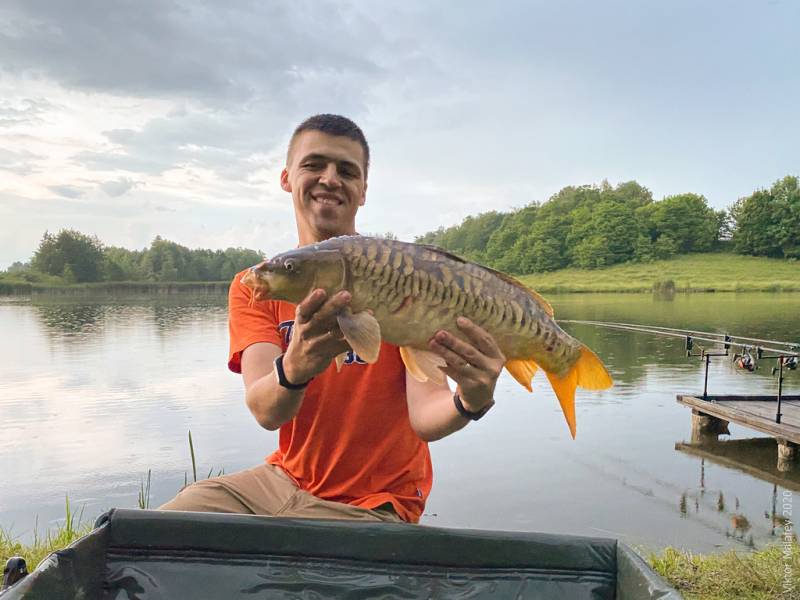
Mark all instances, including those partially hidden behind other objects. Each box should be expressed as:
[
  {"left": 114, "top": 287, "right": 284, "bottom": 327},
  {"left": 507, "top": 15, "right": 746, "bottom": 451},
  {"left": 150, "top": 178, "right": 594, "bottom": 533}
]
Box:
[{"left": 2, "top": 175, "right": 798, "bottom": 284}]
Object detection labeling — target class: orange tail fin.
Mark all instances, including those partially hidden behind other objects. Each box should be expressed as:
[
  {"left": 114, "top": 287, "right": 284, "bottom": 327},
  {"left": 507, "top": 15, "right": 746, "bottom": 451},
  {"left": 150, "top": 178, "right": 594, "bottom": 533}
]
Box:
[{"left": 545, "top": 345, "right": 613, "bottom": 439}]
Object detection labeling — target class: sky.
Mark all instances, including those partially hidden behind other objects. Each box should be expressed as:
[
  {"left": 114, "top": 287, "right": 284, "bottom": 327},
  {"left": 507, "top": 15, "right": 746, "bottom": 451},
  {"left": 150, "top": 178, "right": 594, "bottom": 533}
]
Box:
[{"left": 1, "top": 0, "right": 798, "bottom": 268}]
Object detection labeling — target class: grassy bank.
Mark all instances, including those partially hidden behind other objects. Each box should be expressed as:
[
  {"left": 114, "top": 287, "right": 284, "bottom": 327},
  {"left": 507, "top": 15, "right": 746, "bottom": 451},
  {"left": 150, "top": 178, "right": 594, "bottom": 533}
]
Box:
[
  {"left": 519, "top": 253, "right": 800, "bottom": 294},
  {"left": 650, "top": 544, "right": 799, "bottom": 599}
]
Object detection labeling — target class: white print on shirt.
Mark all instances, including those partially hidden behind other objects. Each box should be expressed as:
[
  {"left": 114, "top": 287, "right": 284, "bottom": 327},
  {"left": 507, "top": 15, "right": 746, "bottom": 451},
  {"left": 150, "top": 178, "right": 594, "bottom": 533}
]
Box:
[{"left": 278, "top": 320, "right": 367, "bottom": 365}]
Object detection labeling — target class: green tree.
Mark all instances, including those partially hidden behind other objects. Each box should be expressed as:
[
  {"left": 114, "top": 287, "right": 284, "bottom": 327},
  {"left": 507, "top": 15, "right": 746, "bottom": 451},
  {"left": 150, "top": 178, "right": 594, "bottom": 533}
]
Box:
[
  {"left": 31, "top": 229, "right": 105, "bottom": 282},
  {"left": 731, "top": 176, "right": 799, "bottom": 258}
]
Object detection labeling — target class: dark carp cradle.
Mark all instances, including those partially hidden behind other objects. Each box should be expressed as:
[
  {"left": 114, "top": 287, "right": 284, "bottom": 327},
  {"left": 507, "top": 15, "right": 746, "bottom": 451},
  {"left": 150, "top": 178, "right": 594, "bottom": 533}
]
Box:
[{"left": 242, "top": 235, "right": 613, "bottom": 437}]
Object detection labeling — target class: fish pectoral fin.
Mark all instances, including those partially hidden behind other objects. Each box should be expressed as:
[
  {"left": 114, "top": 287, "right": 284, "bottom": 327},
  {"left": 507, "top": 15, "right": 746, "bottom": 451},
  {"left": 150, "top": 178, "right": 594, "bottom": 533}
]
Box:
[
  {"left": 505, "top": 359, "right": 538, "bottom": 392},
  {"left": 545, "top": 369, "right": 579, "bottom": 440},
  {"left": 337, "top": 310, "right": 381, "bottom": 363},
  {"left": 400, "top": 347, "right": 447, "bottom": 385},
  {"left": 334, "top": 352, "right": 348, "bottom": 372}
]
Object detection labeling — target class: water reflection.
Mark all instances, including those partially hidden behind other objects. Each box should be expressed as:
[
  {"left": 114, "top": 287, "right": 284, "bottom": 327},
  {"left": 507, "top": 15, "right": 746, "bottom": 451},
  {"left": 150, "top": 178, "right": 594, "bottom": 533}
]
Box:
[{"left": 3, "top": 292, "right": 800, "bottom": 553}]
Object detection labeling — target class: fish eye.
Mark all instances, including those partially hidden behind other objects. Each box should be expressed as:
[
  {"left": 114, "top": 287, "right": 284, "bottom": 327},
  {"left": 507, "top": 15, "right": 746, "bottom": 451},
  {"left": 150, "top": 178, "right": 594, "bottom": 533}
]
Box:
[{"left": 284, "top": 259, "right": 296, "bottom": 272}]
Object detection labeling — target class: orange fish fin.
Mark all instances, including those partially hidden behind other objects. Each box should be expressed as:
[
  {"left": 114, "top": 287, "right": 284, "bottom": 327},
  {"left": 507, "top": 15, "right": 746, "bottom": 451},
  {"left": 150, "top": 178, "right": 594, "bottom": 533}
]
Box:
[
  {"left": 545, "top": 369, "right": 578, "bottom": 439},
  {"left": 337, "top": 310, "right": 381, "bottom": 363},
  {"left": 400, "top": 346, "right": 446, "bottom": 385},
  {"left": 576, "top": 345, "right": 613, "bottom": 390},
  {"left": 334, "top": 352, "right": 347, "bottom": 372},
  {"left": 505, "top": 359, "right": 538, "bottom": 392}
]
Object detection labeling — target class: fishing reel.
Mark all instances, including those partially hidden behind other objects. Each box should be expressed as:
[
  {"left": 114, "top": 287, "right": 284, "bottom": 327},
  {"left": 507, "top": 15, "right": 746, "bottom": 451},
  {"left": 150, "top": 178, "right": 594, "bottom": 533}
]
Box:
[
  {"left": 733, "top": 348, "right": 756, "bottom": 372},
  {"left": 771, "top": 355, "right": 798, "bottom": 375}
]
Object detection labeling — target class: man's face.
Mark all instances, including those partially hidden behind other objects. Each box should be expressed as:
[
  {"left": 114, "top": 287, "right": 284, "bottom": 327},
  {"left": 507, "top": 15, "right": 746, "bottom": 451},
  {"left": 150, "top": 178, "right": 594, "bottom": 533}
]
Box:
[{"left": 281, "top": 130, "right": 367, "bottom": 242}]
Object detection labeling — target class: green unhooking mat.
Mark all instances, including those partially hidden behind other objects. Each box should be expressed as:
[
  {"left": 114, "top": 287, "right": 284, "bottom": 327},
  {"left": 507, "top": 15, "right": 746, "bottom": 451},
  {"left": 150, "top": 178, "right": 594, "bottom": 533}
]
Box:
[{"left": 2, "top": 508, "right": 680, "bottom": 599}]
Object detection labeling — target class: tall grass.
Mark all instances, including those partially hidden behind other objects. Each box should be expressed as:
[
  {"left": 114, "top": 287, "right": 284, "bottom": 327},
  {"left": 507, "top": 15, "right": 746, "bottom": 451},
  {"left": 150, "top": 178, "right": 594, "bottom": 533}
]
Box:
[{"left": 650, "top": 543, "right": 800, "bottom": 599}]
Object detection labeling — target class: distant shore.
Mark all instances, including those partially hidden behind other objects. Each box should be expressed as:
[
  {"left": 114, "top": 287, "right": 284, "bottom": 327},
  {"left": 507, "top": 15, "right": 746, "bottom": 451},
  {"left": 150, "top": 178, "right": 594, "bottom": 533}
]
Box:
[
  {"left": 2, "top": 253, "right": 799, "bottom": 297},
  {"left": 520, "top": 253, "right": 800, "bottom": 294},
  {"left": 0, "top": 281, "right": 229, "bottom": 297}
]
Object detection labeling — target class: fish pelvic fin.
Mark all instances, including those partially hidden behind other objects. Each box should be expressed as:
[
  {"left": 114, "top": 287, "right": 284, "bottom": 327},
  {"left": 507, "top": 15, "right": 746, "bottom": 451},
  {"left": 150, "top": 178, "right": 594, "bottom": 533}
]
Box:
[
  {"left": 400, "top": 347, "right": 447, "bottom": 385},
  {"left": 334, "top": 352, "right": 348, "bottom": 372},
  {"left": 544, "top": 345, "right": 614, "bottom": 439},
  {"left": 504, "top": 359, "right": 538, "bottom": 392},
  {"left": 337, "top": 310, "right": 381, "bottom": 363}
]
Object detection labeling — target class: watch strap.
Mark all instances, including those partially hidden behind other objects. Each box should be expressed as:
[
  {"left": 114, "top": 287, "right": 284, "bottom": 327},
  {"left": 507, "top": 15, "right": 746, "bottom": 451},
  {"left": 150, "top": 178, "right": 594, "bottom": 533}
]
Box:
[
  {"left": 274, "top": 354, "right": 312, "bottom": 390},
  {"left": 454, "top": 391, "right": 494, "bottom": 421}
]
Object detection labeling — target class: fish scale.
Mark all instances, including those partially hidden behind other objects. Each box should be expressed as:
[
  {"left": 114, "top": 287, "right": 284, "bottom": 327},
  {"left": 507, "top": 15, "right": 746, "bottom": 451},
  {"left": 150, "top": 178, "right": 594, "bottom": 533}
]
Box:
[{"left": 242, "top": 235, "right": 613, "bottom": 438}]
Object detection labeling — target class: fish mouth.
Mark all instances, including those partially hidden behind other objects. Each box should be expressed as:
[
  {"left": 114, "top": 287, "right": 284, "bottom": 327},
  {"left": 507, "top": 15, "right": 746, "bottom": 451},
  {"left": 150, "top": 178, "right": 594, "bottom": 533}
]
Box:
[{"left": 240, "top": 264, "right": 272, "bottom": 298}]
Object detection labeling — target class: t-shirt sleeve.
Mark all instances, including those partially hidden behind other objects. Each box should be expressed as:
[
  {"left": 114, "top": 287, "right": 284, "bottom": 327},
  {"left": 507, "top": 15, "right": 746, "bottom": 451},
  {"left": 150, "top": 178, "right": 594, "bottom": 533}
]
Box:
[{"left": 227, "top": 270, "right": 283, "bottom": 373}]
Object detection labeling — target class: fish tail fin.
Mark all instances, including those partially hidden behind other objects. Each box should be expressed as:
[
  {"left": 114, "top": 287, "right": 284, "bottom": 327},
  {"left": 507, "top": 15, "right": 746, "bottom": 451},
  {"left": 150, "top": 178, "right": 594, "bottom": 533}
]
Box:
[
  {"left": 504, "top": 359, "right": 538, "bottom": 392},
  {"left": 545, "top": 369, "right": 579, "bottom": 439},
  {"left": 544, "top": 345, "right": 613, "bottom": 439}
]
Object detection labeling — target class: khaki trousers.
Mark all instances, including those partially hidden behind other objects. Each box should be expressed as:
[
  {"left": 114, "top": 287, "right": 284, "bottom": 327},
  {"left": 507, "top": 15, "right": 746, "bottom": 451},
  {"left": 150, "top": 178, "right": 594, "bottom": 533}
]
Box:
[{"left": 158, "top": 463, "right": 404, "bottom": 523}]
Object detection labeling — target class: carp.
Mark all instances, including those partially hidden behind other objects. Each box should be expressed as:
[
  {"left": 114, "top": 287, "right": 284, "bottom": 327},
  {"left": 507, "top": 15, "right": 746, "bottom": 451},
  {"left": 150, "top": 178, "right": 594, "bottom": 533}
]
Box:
[{"left": 241, "top": 235, "right": 612, "bottom": 437}]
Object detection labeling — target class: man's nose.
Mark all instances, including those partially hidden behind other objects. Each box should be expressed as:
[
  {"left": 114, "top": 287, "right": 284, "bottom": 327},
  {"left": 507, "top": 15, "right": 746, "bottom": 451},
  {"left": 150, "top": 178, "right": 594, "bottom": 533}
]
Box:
[{"left": 319, "top": 163, "right": 342, "bottom": 187}]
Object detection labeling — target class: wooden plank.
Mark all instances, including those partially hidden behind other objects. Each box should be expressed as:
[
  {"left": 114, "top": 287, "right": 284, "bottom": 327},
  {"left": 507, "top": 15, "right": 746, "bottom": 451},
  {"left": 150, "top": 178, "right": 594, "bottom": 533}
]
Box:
[{"left": 677, "top": 395, "right": 800, "bottom": 444}]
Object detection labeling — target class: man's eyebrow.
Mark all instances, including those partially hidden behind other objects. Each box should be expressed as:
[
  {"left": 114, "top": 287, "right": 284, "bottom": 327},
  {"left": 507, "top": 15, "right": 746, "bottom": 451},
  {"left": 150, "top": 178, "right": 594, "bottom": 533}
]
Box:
[{"left": 300, "top": 153, "right": 362, "bottom": 172}]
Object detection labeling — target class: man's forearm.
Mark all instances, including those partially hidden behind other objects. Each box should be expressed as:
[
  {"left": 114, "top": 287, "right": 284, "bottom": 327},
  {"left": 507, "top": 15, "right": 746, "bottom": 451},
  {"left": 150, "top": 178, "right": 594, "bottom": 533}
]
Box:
[
  {"left": 410, "top": 386, "right": 472, "bottom": 442},
  {"left": 246, "top": 368, "right": 306, "bottom": 430}
]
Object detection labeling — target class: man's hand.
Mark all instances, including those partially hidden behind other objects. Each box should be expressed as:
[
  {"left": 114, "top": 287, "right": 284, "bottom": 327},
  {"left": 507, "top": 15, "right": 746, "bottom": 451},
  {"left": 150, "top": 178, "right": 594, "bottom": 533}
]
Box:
[
  {"left": 282, "top": 288, "right": 352, "bottom": 384},
  {"left": 428, "top": 316, "right": 505, "bottom": 412}
]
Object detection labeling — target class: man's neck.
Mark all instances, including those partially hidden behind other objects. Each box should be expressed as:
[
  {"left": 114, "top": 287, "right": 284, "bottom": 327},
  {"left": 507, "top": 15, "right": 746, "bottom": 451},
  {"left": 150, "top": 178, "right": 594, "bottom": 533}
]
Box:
[{"left": 297, "top": 227, "right": 357, "bottom": 246}]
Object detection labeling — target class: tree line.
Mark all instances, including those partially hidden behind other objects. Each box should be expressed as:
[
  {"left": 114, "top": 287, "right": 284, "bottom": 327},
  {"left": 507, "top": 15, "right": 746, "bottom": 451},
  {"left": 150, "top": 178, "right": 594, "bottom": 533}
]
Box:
[
  {"left": 4, "top": 232, "right": 263, "bottom": 284},
  {"left": 4, "top": 175, "right": 797, "bottom": 283},
  {"left": 416, "top": 176, "right": 799, "bottom": 274}
]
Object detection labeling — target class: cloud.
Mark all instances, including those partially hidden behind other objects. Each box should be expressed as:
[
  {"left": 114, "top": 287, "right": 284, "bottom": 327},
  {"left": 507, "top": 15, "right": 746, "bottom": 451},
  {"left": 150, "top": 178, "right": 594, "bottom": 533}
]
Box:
[
  {"left": 99, "top": 177, "right": 140, "bottom": 197},
  {"left": 0, "top": 98, "right": 53, "bottom": 127},
  {"left": 47, "top": 184, "right": 85, "bottom": 198},
  {"left": 0, "top": 0, "right": 385, "bottom": 106}
]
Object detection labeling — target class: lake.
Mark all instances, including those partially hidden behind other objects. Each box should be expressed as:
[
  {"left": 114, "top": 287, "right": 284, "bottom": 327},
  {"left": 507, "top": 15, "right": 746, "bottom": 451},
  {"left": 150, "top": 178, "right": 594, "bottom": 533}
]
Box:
[{"left": 1, "top": 292, "right": 799, "bottom": 553}]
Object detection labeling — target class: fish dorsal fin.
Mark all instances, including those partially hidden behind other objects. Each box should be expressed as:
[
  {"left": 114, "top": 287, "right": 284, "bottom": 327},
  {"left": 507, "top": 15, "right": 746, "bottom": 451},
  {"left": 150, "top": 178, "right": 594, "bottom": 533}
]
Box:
[{"left": 416, "top": 243, "right": 554, "bottom": 317}]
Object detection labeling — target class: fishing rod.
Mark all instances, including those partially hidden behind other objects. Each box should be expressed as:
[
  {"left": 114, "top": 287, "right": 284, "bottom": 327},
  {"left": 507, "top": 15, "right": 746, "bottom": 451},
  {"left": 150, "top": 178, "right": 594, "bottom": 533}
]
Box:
[
  {"left": 558, "top": 318, "right": 799, "bottom": 422},
  {"left": 558, "top": 320, "right": 799, "bottom": 357}
]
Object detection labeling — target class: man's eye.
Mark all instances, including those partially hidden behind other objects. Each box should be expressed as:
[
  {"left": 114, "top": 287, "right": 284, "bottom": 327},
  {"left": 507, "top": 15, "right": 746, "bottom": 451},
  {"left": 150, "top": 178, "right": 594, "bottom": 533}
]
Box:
[{"left": 303, "top": 162, "right": 323, "bottom": 169}]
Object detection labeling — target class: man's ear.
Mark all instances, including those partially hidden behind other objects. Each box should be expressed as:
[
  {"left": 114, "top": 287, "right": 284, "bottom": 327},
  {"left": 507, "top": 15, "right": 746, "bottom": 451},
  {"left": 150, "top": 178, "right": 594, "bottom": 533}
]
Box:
[
  {"left": 280, "top": 168, "right": 291, "bottom": 193},
  {"left": 359, "top": 181, "right": 367, "bottom": 206}
]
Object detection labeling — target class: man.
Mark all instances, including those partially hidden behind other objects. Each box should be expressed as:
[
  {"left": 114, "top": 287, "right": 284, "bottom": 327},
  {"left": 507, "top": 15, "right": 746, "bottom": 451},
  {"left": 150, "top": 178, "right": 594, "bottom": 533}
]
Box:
[{"left": 160, "top": 114, "right": 504, "bottom": 523}]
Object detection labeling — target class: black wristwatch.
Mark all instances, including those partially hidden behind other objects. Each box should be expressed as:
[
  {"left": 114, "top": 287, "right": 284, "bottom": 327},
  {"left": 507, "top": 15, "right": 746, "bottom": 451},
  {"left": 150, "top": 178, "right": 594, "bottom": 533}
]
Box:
[
  {"left": 274, "top": 353, "right": 312, "bottom": 390},
  {"left": 453, "top": 391, "right": 494, "bottom": 421}
]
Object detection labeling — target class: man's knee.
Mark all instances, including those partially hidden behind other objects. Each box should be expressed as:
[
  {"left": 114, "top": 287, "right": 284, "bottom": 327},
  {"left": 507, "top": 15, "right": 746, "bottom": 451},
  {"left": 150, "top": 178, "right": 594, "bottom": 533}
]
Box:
[{"left": 158, "top": 479, "right": 252, "bottom": 514}]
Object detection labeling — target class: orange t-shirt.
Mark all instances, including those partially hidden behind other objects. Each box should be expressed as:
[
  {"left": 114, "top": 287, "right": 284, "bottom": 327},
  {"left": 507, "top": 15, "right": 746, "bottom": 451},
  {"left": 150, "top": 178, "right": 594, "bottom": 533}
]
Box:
[{"left": 227, "top": 271, "right": 433, "bottom": 523}]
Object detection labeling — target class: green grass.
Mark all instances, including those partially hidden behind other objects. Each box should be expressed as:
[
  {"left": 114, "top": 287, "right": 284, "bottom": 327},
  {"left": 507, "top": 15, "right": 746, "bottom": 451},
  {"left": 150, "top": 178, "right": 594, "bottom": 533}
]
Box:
[
  {"left": 650, "top": 543, "right": 800, "bottom": 599},
  {"left": 519, "top": 253, "right": 800, "bottom": 293}
]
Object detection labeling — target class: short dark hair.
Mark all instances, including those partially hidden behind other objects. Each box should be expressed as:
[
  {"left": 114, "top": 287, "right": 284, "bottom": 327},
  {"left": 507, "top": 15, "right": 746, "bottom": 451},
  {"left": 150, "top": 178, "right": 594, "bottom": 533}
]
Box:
[{"left": 288, "top": 114, "right": 370, "bottom": 176}]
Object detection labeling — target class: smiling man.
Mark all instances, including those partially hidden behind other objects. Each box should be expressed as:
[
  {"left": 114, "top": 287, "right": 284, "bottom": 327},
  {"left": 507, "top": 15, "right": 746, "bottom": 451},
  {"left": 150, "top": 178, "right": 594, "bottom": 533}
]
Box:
[{"left": 159, "top": 114, "right": 504, "bottom": 523}]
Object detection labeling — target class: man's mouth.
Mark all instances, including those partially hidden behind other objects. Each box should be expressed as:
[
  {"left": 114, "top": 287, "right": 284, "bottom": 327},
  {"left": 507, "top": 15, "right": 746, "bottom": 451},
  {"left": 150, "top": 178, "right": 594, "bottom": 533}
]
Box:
[{"left": 312, "top": 194, "right": 343, "bottom": 206}]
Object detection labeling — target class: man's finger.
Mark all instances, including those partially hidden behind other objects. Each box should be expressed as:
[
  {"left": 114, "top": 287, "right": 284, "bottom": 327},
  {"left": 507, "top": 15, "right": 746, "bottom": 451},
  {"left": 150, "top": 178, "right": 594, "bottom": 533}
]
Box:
[
  {"left": 456, "top": 317, "right": 504, "bottom": 359},
  {"left": 295, "top": 289, "right": 327, "bottom": 324},
  {"left": 431, "top": 330, "right": 490, "bottom": 370},
  {"left": 429, "top": 338, "right": 487, "bottom": 376},
  {"left": 306, "top": 291, "right": 352, "bottom": 332}
]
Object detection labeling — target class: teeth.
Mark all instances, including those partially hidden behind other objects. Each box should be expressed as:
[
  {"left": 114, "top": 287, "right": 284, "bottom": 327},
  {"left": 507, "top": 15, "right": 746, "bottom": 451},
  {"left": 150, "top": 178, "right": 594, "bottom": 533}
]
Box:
[{"left": 315, "top": 197, "right": 340, "bottom": 206}]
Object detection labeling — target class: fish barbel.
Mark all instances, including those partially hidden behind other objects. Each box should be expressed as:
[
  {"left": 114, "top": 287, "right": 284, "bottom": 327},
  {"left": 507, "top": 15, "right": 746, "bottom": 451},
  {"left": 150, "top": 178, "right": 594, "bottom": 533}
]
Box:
[{"left": 241, "top": 235, "right": 612, "bottom": 437}]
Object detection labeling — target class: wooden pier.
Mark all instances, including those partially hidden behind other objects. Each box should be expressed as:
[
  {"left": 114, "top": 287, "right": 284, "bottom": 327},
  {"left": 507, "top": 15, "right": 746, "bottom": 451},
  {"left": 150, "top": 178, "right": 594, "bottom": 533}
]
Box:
[{"left": 677, "top": 394, "right": 800, "bottom": 470}]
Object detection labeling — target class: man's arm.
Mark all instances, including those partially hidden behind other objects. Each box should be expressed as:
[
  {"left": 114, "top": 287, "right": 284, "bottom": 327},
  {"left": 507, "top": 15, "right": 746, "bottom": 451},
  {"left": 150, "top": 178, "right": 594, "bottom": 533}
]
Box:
[
  {"left": 241, "top": 288, "right": 352, "bottom": 430},
  {"left": 406, "top": 317, "right": 505, "bottom": 442}
]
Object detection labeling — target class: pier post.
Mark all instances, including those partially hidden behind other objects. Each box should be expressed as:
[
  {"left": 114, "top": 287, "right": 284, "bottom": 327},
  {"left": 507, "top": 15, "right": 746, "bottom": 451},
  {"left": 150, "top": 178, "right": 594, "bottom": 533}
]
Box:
[
  {"left": 690, "top": 409, "right": 730, "bottom": 443},
  {"left": 777, "top": 438, "right": 798, "bottom": 472}
]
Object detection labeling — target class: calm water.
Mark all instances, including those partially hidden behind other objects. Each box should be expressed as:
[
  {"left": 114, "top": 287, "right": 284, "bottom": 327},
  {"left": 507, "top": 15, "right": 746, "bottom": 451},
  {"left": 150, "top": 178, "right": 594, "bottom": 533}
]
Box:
[{"left": 1, "top": 292, "right": 799, "bottom": 552}]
